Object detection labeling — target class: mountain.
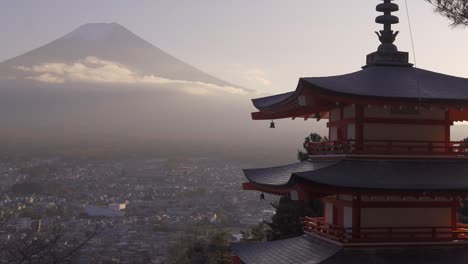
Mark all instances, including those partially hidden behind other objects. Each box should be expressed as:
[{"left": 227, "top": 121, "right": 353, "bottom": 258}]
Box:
[
  {"left": 0, "top": 23, "right": 312, "bottom": 163},
  {"left": 0, "top": 23, "right": 234, "bottom": 88}
]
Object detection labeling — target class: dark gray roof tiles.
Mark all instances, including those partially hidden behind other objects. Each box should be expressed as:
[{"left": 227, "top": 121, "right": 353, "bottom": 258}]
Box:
[
  {"left": 303, "top": 67, "right": 468, "bottom": 100},
  {"left": 252, "top": 66, "right": 468, "bottom": 111},
  {"left": 322, "top": 245, "right": 468, "bottom": 264},
  {"left": 295, "top": 159, "right": 468, "bottom": 191},
  {"left": 244, "top": 159, "right": 468, "bottom": 192},
  {"left": 232, "top": 235, "right": 468, "bottom": 264},
  {"left": 231, "top": 235, "right": 341, "bottom": 264},
  {"left": 243, "top": 160, "right": 338, "bottom": 187},
  {"left": 252, "top": 92, "right": 294, "bottom": 109}
]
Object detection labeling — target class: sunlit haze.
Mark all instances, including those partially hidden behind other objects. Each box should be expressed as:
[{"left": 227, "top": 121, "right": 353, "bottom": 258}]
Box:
[
  {"left": 2, "top": 0, "right": 468, "bottom": 154},
  {"left": 3, "top": 1, "right": 468, "bottom": 263},
  {"left": 1, "top": 0, "right": 468, "bottom": 94}
]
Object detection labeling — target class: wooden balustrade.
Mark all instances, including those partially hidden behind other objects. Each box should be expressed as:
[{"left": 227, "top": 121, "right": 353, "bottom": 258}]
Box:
[
  {"left": 306, "top": 140, "right": 468, "bottom": 156},
  {"left": 302, "top": 217, "right": 468, "bottom": 244},
  {"left": 302, "top": 217, "right": 347, "bottom": 242}
]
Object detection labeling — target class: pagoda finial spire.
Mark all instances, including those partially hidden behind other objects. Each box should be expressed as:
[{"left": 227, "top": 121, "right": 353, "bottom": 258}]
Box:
[
  {"left": 375, "top": 0, "right": 400, "bottom": 52},
  {"left": 364, "top": 0, "right": 412, "bottom": 68}
]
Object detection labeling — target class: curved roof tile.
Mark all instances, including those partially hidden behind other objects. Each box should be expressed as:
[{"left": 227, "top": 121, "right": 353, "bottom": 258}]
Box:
[
  {"left": 295, "top": 159, "right": 468, "bottom": 191},
  {"left": 252, "top": 66, "right": 468, "bottom": 111},
  {"left": 304, "top": 67, "right": 468, "bottom": 100},
  {"left": 232, "top": 234, "right": 468, "bottom": 264},
  {"left": 243, "top": 160, "right": 339, "bottom": 187},
  {"left": 231, "top": 235, "right": 341, "bottom": 264},
  {"left": 244, "top": 159, "right": 468, "bottom": 192}
]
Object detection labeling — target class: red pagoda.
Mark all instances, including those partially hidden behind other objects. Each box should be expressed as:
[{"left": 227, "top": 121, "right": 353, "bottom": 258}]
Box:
[{"left": 232, "top": 1, "right": 468, "bottom": 263}]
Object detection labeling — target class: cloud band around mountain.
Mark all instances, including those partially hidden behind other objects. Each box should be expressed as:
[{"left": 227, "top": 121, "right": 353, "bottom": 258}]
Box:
[{"left": 16, "top": 56, "right": 248, "bottom": 96}]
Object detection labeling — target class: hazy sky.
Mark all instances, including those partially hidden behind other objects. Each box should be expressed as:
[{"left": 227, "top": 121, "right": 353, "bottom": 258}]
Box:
[{"left": 1, "top": 0, "right": 468, "bottom": 94}]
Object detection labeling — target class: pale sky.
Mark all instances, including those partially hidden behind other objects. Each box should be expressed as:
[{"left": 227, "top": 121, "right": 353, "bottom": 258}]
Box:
[{"left": 1, "top": 0, "right": 467, "bottom": 94}]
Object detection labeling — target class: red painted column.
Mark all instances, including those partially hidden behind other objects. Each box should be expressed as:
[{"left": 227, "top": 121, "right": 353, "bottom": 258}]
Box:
[
  {"left": 451, "top": 200, "right": 459, "bottom": 227},
  {"left": 352, "top": 194, "right": 361, "bottom": 240},
  {"left": 355, "top": 105, "right": 364, "bottom": 153},
  {"left": 322, "top": 198, "right": 327, "bottom": 222},
  {"left": 232, "top": 256, "right": 242, "bottom": 264},
  {"left": 333, "top": 205, "right": 338, "bottom": 225},
  {"left": 338, "top": 106, "right": 345, "bottom": 143},
  {"left": 445, "top": 110, "right": 451, "bottom": 152},
  {"left": 451, "top": 199, "right": 459, "bottom": 240}
]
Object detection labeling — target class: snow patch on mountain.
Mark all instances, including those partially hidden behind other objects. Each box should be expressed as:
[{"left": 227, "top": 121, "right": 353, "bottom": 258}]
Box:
[
  {"left": 0, "top": 22, "right": 245, "bottom": 91},
  {"left": 16, "top": 56, "right": 249, "bottom": 96},
  {"left": 63, "top": 23, "right": 123, "bottom": 41}
]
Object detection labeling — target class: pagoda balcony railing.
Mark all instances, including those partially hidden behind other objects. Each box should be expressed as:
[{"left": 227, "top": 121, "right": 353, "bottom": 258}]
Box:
[
  {"left": 302, "top": 217, "right": 468, "bottom": 244},
  {"left": 306, "top": 140, "right": 468, "bottom": 156}
]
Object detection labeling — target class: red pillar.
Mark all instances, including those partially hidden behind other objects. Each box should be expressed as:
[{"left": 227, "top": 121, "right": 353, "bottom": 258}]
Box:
[
  {"left": 445, "top": 110, "right": 451, "bottom": 152},
  {"left": 451, "top": 200, "right": 459, "bottom": 227},
  {"left": 232, "top": 256, "right": 242, "bottom": 264},
  {"left": 352, "top": 194, "right": 361, "bottom": 241},
  {"left": 355, "top": 105, "right": 364, "bottom": 153},
  {"left": 332, "top": 205, "right": 338, "bottom": 225},
  {"left": 451, "top": 199, "right": 459, "bottom": 240}
]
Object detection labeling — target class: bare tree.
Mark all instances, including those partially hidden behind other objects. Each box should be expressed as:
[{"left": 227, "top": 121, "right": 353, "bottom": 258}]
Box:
[
  {"left": 0, "top": 206, "right": 102, "bottom": 264},
  {"left": 3, "top": 227, "right": 101, "bottom": 264},
  {"left": 426, "top": 0, "right": 468, "bottom": 26},
  {"left": 165, "top": 228, "right": 233, "bottom": 264}
]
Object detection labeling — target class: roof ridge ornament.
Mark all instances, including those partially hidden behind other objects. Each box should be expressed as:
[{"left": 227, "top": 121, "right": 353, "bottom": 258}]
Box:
[
  {"left": 375, "top": 0, "right": 400, "bottom": 52},
  {"left": 364, "top": 0, "right": 413, "bottom": 68}
]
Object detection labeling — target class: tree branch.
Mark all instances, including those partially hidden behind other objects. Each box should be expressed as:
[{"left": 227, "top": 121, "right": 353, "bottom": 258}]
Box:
[{"left": 426, "top": 0, "right": 468, "bottom": 26}]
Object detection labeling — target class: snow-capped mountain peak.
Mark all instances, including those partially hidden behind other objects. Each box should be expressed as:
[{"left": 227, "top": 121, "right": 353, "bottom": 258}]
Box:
[{"left": 63, "top": 22, "right": 125, "bottom": 41}]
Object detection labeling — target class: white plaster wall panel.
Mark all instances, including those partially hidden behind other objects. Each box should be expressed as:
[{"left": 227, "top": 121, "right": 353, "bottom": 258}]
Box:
[
  {"left": 290, "top": 191, "right": 299, "bottom": 201},
  {"left": 364, "top": 106, "right": 445, "bottom": 120},
  {"left": 325, "top": 203, "right": 334, "bottom": 225},
  {"left": 339, "top": 195, "right": 353, "bottom": 201},
  {"left": 363, "top": 124, "right": 445, "bottom": 142},
  {"left": 362, "top": 196, "right": 451, "bottom": 202},
  {"left": 347, "top": 124, "right": 356, "bottom": 140},
  {"left": 330, "top": 127, "right": 338, "bottom": 141},
  {"left": 343, "top": 105, "right": 356, "bottom": 119},
  {"left": 361, "top": 208, "right": 451, "bottom": 227},
  {"left": 344, "top": 207, "right": 353, "bottom": 228},
  {"left": 330, "top": 108, "right": 342, "bottom": 122}
]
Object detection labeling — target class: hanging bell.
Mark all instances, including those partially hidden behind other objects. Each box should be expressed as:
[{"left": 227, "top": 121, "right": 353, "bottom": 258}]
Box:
[
  {"left": 270, "top": 120, "right": 275, "bottom": 128},
  {"left": 314, "top": 113, "right": 321, "bottom": 121},
  {"left": 260, "top": 193, "right": 265, "bottom": 200}
]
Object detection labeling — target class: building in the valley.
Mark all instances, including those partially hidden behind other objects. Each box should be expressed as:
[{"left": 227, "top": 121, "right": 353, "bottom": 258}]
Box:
[
  {"left": 84, "top": 206, "right": 124, "bottom": 218},
  {"left": 109, "top": 203, "right": 126, "bottom": 211},
  {"left": 231, "top": 1, "right": 468, "bottom": 263}
]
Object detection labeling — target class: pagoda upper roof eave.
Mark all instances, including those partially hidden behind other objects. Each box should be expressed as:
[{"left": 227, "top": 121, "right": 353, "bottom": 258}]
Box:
[
  {"left": 242, "top": 158, "right": 468, "bottom": 195},
  {"left": 244, "top": 183, "right": 468, "bottom": 200},
  {"left": 252, "top": 66, "right": 468, "bottom": 120},
  {"left": 232, "top": 234, "right": 342, "bottom": 264},
  {"left": 244, "top": 178, "right": 468, "bottom": 198}
]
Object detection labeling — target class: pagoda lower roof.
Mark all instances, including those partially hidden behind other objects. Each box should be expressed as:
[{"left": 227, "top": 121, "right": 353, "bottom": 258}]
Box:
[
  {"left": 244, "top": 158, "right": 468, "bottom": 192},
  {"left": 231, "top": 234, "right": 340, "bottom": 264},
  {"left": 253, "top": 66, "right": 468, "bottom": 112},
  {"left": 232, "top": 234, "right": 468, "bottom": 264}
]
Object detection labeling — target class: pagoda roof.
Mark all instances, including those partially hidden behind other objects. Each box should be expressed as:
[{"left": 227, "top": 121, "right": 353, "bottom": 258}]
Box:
[
  {"left": 244, "top": 158, "right": 468, "bottom": 193},
  {"left": 252, "top": 66, "right": 468, "bottom": 119},
  {"left": 232, "top": 234, "right": 468, "bottom": 264},
  {"left": 243, "top": 160, "right": 338, "bottom": 187},
  {"left": 231, "top": 234, "right": 340, "bottom": 264}
]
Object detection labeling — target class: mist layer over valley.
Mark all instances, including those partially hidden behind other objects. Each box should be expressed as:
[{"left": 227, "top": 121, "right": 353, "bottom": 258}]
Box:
[{"left": 0, "top": 23, "right": 321, "bottom": 163}]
